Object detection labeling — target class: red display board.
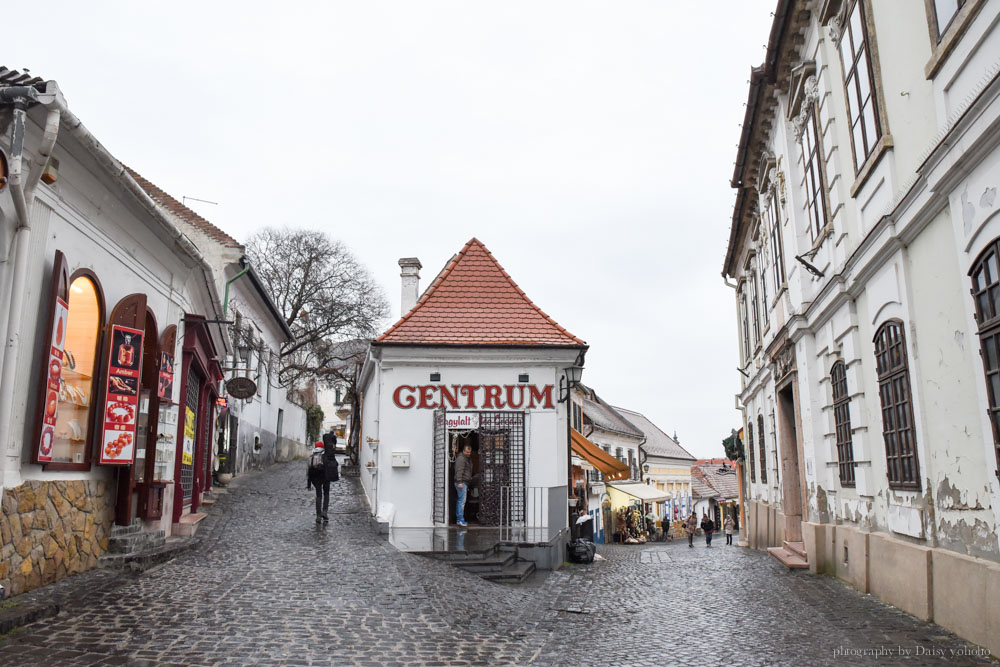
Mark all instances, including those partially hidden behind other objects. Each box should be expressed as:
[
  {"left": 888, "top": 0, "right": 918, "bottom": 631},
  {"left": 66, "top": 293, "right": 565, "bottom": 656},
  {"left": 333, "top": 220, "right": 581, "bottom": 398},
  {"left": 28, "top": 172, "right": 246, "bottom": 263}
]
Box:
[
  {"left": 99, "top": 324, "right": 144, "bottom": 465},
  {"left": 37, "top": 297, "right": 69, "bottom": 463}
]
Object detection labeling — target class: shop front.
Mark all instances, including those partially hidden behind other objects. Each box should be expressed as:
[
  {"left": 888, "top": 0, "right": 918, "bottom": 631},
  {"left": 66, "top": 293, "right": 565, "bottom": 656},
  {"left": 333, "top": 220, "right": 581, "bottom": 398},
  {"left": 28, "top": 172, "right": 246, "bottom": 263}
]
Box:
[
  {"left": 358, "top": 238, "right": 588, "bottom": 563},
  {"left": 606, "top": 481, "right": 669, "bottom": 543}
]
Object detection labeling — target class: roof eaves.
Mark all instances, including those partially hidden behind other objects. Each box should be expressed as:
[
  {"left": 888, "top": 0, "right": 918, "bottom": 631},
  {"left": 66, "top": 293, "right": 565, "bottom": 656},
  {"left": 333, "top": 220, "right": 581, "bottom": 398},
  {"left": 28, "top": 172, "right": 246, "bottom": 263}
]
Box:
[{"left": 240, "top": 257, "right": 294, "bottom": 341}]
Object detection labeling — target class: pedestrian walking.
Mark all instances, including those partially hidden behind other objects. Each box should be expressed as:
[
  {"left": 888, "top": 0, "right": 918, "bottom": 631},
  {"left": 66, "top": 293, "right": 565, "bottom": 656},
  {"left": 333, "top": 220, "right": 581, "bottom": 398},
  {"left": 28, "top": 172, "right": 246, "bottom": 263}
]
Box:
[
  {"left": 685, "top": 512, "right": 697, "bottom": 547},
  {"left": 454, "top": 443, "right": 474, "bottom": 527},
  {"left": 725, "top": 514, "right": 736, "bottom": 545},
  {"left": 306, "top": 436, "right": 339, "bottom": 523},
  {"left": 701, "top": 513, "right": 715, "bottom": 547}
]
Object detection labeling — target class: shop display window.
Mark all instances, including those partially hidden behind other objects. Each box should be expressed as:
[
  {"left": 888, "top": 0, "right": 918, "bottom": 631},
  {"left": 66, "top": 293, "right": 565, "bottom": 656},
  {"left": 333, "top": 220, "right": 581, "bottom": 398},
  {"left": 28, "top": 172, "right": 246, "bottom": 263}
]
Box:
[{"left": 52, "top": 275, "right": 103, "bottom": 465}]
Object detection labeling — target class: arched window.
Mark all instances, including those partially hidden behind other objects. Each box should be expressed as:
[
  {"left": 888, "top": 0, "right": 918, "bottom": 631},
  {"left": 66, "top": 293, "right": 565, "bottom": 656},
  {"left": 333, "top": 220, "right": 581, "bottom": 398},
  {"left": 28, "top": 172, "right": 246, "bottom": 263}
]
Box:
[
  {"left": 873, "top": 320, "right": 920, "bottom": 488},
  {"left": 747, "top": 421, "right": 756, "bottom": 483},
  {"left": 757, "top": 414, "right": 768, "bottom": 484},
  {"left": 831, "top": 360, "right": 856, "bottom": 485},
  {"left": 969, "top": 242, "right": 1000, "bottom": 480}
]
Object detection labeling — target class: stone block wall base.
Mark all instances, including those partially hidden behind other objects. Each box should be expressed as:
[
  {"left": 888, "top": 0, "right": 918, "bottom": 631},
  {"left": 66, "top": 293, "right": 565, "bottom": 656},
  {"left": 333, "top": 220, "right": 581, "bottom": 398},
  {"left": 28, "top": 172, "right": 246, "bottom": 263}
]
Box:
[
  {"left": 0, "top": 479, "right": 115, "bottom": 598},
  {"left": 800, "top": 520, "right": 999, "bottom": 658}
]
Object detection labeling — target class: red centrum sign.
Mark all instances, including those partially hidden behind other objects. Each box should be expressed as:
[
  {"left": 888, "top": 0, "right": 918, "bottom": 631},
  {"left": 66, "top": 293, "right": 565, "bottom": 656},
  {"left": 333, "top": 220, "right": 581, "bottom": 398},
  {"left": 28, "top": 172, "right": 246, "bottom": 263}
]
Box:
[{"left": 393, "top": 384, "right": 555, "bottom": 410}]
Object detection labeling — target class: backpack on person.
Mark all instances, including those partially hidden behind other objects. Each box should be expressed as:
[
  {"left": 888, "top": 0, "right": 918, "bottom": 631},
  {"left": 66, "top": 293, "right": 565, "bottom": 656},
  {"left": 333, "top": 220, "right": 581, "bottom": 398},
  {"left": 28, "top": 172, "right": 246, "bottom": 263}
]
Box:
[{"left": 310, "top": 450, "right": 325, "bottom": 471}]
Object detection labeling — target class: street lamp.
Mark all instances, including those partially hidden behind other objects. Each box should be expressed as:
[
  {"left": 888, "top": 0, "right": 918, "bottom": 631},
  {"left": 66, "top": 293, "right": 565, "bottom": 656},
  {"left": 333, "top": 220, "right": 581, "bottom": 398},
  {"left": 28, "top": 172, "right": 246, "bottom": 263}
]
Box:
[{"left": 558, "top": 365, "right": 584, "bottom": 403}]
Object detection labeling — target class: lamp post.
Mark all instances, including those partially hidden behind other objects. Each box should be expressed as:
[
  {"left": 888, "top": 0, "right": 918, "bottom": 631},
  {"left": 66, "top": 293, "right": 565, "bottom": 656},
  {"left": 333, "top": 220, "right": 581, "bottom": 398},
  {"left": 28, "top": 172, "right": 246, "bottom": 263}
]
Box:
[{"left": 559, "top": 365, "right": 584, "bottom": 528}]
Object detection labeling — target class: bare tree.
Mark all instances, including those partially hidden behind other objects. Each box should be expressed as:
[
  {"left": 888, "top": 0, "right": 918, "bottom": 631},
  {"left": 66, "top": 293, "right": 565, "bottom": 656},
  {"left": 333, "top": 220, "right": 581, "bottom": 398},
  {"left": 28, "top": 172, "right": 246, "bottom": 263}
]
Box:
[{"left": 244, "top": 227, "right": 389, "bottom": 389}]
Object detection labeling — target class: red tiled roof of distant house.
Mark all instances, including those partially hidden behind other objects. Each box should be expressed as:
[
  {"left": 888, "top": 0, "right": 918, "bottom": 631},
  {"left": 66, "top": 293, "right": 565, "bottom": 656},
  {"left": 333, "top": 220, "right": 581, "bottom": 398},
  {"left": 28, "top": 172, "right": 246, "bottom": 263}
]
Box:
[
  {"left": 125, "top": 167, "right": 243, "bottom": 249},
  {"left": 375, "top": 238, "right": 585, "bottom": 346}
]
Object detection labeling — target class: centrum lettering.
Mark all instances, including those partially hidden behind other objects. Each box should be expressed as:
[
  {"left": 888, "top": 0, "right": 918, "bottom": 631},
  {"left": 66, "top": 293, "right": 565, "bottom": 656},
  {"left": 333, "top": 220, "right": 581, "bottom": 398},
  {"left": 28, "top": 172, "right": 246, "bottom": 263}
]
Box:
[
  {"left": 392, "top": 385, "right": 416, "bottom": 408},
  {"left": 417, "top": 385, "right": 437, "bottom": 409},
  {"left": 459, "top": 385, "right": 481, "bottom": 409},
  {"left": 504, "top": 385, "right": 525, "bottom": 408},
  {"left": 528, "top": 385, "right": 554, "bottom": 409},
  {"left": 482, "top": 385, "right": 505, "bottom": 409},
  {"left": 391, "top": 384, "right": 556, "bottom": 410},
  {"left": 438, "top": 385, "right": 460, "bottom": 409}
]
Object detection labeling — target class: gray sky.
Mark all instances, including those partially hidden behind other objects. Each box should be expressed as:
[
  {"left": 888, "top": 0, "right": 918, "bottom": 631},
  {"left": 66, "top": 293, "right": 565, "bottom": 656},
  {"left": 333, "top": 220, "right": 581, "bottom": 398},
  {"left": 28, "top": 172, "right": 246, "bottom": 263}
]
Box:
[{"left": 9, "top": 1, "right": 775, "bottom": 459}]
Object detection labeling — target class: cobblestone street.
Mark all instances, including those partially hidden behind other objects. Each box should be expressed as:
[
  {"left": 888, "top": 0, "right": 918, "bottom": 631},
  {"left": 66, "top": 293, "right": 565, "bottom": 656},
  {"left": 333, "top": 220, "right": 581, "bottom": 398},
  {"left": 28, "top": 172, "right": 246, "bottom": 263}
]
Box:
[{"left": 0, "top": 462, "right": 993, "bottom": 666}]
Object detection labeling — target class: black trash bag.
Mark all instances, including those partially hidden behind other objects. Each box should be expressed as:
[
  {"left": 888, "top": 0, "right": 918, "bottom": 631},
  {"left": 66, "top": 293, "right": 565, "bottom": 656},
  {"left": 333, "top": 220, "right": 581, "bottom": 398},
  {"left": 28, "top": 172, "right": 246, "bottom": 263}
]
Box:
[{"left": 568, "top": 538, "right": 596, "bottom": 564}]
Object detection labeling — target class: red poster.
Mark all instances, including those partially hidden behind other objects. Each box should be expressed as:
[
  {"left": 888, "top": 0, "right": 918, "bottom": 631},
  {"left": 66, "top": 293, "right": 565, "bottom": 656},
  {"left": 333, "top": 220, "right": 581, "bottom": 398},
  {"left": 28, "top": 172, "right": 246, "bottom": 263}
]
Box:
[
  {"left": 37, "top": 297, "right": 69, "bottom": 463},
  {"left": 99, "top": 325, "right": 143, "bottom": 465}
]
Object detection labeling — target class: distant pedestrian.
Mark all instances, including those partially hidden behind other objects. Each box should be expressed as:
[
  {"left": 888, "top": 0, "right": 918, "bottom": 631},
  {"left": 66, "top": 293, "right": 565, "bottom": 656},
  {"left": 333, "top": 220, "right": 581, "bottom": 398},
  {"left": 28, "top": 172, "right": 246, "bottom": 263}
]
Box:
[
  {"left": 307, "top": 436, "right": 339, "bottom": 523},
  {"left": 685, "top": 512, "right": 697, "bottom": 548},
  {"left": 662, "top": 514, "right": 672, "bottom": 542},
  {"left": 701, "top": 514, "right": 715, "bottom": 547},
  {"left": 454, "top": 443, "right": 474, "bottom": 527},
  {"left": 725, "top": 515, "right": 736, "bottom": 545}
]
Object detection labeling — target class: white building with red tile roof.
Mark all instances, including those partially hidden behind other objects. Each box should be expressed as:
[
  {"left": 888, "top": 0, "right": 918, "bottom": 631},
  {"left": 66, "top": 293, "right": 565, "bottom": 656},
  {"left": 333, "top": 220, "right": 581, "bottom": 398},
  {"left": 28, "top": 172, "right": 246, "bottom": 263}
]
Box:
[{"left": 358, "top": 238, "right": 586, "bottom": 566}]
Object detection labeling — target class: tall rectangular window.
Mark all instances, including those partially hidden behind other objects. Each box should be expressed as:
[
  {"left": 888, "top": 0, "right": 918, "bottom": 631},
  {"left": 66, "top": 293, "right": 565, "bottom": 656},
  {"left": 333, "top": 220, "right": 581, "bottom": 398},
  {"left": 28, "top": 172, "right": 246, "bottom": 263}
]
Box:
[
  {"left": 750, "top": 272, "right": 761, "bottom": 347},
  {"left": 740, "top": 288, "right": 751, "bottom": 362},
  {"left": 801, "top": 108, "right": 828, "bottom": 241},
  {"left": 932, "top": 0, "right": 965, "bottom": 41},
  {"left": 831, "top": 361, "right": 856, "bottom": 485},
  {"left": 874, "top": 321, "right": 920, "bottom": 488},
  {"left": 757, "top": 414, "right": 768, "bottom": 484},
  {"left": 969, "top": 240, "right": 1000, "bottom": 481},
  {"left": 768, "top": 193, "right": 785, "bottom": 292},
  {"left": 747, "top": 421, "right": 756, "bottom": 483},
  {"left": 839, "top": 0, "right": 882, "bottom": 171},
  {"left": 758, "top": 254, "right": 769, "bottom": 323}
]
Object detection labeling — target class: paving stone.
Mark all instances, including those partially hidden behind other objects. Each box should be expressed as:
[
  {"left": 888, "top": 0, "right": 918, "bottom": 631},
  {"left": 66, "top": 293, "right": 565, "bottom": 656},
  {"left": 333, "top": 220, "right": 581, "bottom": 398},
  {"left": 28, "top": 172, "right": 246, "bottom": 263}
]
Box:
[{"left": 0, "top": 462, "right": 993, "bottom": 665}]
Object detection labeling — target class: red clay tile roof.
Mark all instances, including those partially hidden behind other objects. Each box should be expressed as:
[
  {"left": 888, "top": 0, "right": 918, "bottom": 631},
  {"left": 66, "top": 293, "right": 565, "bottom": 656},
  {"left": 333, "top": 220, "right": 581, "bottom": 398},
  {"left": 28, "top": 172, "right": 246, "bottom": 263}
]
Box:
[
  {"left": 375, "top": 238, "right": 585, "bottom": 346},
  {"left": 125, "top": 167, "right": 242, "bottom": 249}
]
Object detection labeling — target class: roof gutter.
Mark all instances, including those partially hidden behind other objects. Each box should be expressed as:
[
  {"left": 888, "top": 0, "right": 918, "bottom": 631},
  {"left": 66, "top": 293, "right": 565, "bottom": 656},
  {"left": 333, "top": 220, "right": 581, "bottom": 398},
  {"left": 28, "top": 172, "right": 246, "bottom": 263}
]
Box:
[{"left": 239, "top": 256, "right": 294, "bottom": 340}]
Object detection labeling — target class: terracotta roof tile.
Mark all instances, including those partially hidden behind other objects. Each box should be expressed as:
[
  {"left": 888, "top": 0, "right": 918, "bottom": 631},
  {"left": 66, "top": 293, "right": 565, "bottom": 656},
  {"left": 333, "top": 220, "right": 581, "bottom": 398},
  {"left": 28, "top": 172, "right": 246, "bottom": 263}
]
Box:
[
  {"left": 376, "top": 238, "right": 585, "bottom": 346},
  {"left": 124, "top": 167, "right": 243, "bottom": 249}
]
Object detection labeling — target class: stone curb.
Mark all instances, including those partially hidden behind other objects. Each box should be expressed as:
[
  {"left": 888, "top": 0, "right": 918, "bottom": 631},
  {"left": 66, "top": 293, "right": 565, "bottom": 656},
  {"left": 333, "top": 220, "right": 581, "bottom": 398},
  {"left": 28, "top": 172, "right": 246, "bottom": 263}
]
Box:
[{"left": 0, "top": 600, "right": 59, "bottom": 637}]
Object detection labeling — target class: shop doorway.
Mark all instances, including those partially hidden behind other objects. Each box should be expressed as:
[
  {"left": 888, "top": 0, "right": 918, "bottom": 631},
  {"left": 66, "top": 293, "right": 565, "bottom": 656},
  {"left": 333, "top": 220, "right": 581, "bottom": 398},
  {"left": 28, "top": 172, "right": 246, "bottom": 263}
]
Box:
[{"left": 436, "top": 411, "right": 525, "bottom": 527}]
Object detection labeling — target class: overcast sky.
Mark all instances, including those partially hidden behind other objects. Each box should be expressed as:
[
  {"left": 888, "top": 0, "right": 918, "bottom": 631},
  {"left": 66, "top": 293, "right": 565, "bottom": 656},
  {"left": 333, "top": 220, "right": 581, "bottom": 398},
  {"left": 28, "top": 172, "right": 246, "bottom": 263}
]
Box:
[{"left": 9, "top": 1, "right": 775, "bottom": 459}]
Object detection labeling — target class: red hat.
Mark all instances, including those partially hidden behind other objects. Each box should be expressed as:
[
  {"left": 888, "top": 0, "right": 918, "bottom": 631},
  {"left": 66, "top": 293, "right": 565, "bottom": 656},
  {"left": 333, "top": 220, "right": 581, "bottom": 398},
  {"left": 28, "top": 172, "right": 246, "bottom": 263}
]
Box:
[{"left": 315, "top": 441, "right": 323, "bottom": 448}]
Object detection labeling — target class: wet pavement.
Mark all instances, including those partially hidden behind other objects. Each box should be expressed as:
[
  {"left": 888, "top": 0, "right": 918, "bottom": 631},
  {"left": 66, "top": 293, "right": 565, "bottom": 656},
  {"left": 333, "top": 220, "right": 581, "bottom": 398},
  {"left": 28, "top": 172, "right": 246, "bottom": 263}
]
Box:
[{"left": 0, "top": 462, "right": 994, "bottom": 666}]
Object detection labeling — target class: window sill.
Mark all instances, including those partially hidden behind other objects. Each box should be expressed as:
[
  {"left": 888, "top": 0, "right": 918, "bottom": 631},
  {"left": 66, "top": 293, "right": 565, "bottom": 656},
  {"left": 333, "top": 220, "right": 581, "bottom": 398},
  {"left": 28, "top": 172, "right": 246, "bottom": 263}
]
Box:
[
  {"left": 887, "top": 481, "right": 922, "bottom": 492},
  {"left": 849, "top": 134, "right": 893, "bottom": 199},
  {"left": 807, "top": 223, "right": 834, "bottom": 257},
  {"left": 924, "top": 0, "right": 986, "bottom": 79},
  {"left": 42, "top": 461, "right": 93, "bottom": 473}
]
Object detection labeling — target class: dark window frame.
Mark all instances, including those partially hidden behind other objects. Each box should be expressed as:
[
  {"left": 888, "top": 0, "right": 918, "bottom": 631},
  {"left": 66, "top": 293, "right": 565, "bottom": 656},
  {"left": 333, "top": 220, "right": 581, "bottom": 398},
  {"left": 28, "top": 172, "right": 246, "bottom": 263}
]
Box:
[
  {"left": 838, "top": 0, "right": 883, "bottom": 173},
  {"left": 874, "top": 320, "right": 921, "bottom": 489},
  {"left": 801, "top": 105, "right": 829, "bottom": 242},
  {"left": 969, "top": 240, "right": 1000, "bottom": 481},
  {"left": 831, "top": 360, "right": 856, "bottom": 486},
  {"left": 757, "top": 414, "right": 768, "bottom": 485},
  {"left": 767, "top": 191, "right": 786, "bottom": 294},
  {"left": 747, "top": 421, "right": 756, "bottom": 483}
]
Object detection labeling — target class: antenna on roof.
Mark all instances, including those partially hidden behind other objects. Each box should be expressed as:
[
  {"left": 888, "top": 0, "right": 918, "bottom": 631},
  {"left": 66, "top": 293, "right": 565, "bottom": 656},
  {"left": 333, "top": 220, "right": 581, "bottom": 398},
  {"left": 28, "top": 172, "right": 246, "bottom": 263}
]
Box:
[{"left": 182, "top": 195, "right": 219, "bottom": 207}]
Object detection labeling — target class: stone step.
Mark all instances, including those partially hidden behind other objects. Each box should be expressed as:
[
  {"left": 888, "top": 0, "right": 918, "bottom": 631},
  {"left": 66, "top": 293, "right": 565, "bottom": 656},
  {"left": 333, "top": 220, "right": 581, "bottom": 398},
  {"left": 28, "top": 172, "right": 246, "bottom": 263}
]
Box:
[
  {"left": 426, "top": 547, "right": 497, "bottom": 562},
  {"left": 480, "top": 559, "right": 536, "bottom": 584},
  {"left": 109, "top": 520, "right": 142, "bottom": 538},
  {"left": 107, "top": 530, "right": 166, "bottom": 555},
  {"left": 173, "top": 512, "right": 208, "bottom": 537},
  {"left": 768, "top": 546, "right": 809, "bottom": 570},
  {"left": 99, "top": 537, "right": 192, "bottom": 572},
  {"left": 200, "top": 497, "right": 216, "bottom": 506},
  {"left": 452, "top": 551, "right": 517, "bottom": 574},
  {"left": 783, "top": 540, "right": 807, "bottom": 559}
]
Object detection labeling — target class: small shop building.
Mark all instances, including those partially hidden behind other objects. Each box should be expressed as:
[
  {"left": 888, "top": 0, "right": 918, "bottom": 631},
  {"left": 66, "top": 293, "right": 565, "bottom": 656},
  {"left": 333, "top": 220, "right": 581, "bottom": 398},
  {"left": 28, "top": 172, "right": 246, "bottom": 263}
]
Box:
[
  {"left": 358, "top": 238, "right": 587, "bottom": 565},
  {"left": 0, "top": 69, "right": 230, "bottom": 595}
]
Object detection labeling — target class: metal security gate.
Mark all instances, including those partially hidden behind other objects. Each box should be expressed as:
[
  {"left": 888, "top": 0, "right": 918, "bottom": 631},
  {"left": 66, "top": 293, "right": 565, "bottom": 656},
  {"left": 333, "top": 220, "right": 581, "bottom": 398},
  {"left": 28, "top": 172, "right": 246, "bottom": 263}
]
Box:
[
  {"left": 432, "top": 409, "right": 447, "bottom": 524},
  {"left": 478, "top": 412, "right": 525, "bottom": 525}
]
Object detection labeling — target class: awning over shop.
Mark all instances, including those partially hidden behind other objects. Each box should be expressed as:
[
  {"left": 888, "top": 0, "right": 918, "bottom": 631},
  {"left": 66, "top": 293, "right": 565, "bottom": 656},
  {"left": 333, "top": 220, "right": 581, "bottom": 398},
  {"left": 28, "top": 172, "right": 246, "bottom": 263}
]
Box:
[
  {"left": 607, "top": 482, "right": 669, "bottom": 502},
  {"left": 570, "top": 430, "right": 630, "bottom": 481}
]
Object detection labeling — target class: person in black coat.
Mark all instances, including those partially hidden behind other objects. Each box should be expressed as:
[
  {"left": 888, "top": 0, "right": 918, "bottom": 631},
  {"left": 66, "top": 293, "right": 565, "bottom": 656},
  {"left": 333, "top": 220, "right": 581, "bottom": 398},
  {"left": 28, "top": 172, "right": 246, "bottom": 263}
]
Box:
[{"left": 307, "top": 436, "right": 339, "bottom": 523}]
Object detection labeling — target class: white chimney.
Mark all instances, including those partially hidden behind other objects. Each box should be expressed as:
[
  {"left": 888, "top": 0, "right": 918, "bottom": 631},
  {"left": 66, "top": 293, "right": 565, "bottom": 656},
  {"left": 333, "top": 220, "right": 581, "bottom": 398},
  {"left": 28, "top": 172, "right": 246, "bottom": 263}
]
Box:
[{"left": 399, "top": 257, "right": 422, "bottom": 314}]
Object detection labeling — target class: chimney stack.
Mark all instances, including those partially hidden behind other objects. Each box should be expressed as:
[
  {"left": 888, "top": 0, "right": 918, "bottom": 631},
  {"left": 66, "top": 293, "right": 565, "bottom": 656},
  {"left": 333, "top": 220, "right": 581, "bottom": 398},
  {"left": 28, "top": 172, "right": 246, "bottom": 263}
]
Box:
[{"left": 399, "top": 257, "right": 422, "bottom": 314}]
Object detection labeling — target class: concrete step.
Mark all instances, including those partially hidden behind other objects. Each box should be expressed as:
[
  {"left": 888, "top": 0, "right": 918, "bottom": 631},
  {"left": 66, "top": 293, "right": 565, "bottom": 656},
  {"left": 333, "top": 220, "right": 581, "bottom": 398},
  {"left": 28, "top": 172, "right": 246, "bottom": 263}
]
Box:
[
  {"left": 452, "top": 551, "right": 517, "bottom": 574},
  {"left": 480, "top": 559, "right": 536, "bottom": 584},
  {"left": 426, "top": 548, "right": 496, "bottom": 562},
  {"left": 173, "top": 512, "right": 208, "bottom": 537},
  {"left": 768, "top": 546, "right": 809, "bottom": 570},
  {"left": 783, "top": 540, "right": 807, "bottom": 559}
]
